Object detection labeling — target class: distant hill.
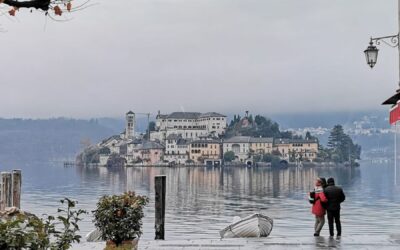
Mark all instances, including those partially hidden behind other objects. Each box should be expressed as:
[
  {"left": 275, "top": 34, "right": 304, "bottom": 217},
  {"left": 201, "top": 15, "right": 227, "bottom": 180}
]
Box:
[
  {"left": 96, "top": 117, "right": 152, "bottom": 134},
  {"left": 268, "top": 110, "right": 389, "bottom": 129},
  {"left": 0, "top": 110, "right": 393, "bottom": 166},
  {"left": 0, "top": 118, "right": 115, "bottom": 163}
]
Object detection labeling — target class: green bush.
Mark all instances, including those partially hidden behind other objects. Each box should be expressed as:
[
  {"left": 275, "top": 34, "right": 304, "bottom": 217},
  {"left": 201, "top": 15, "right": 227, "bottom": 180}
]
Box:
[
  {"left": 93, "top": 191, "right": 149, "bottom": 246},
  {"left": 223, "top": 151, "right": 235, "bottom": 162},
  {"left": 0, "top": 198, "right": 86, "bottom": 250},
  {"left": 0, "top": 215, "right": 48, "bottom": 250}
]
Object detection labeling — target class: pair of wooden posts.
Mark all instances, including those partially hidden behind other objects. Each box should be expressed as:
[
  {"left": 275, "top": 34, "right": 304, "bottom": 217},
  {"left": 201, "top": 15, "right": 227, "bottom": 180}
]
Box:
[
  {"left": 0, "top": 170, "right": 22, "bottom": 210},
  {"left": 1, "top": 170, "right": 162, "bottom": 240}
]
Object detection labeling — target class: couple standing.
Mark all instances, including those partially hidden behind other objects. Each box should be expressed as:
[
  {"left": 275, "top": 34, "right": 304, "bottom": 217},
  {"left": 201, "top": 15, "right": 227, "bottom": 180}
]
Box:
[{"left": 309, "top": 177, "right": 345, "bottom": 237}]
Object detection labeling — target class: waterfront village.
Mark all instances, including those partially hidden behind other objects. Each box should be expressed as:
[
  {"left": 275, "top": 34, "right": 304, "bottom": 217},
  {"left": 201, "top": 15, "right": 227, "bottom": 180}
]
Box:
[{"left": 77, "top": 111, "right": 321, "bottom": 167}]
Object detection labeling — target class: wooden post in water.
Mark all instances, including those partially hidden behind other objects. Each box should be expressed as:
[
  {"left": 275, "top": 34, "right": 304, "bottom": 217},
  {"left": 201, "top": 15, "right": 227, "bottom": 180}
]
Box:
[
  {"left": 1, "top": 172, "right": 12, "bottom": 210},
  {"left": 12, "top": 170, "right": 22, "bottom": 209},
  {"left": 0, "top": 174, "right": 1, "bottom": 209},
  {"left": 155, "top": 175, "right": 166, "bottom": 240}
]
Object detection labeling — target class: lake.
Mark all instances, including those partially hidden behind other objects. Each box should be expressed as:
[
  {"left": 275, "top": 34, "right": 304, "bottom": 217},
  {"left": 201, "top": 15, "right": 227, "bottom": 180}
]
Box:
[{"left": 5, "top": 161, "right": 400, "bottom": 240}]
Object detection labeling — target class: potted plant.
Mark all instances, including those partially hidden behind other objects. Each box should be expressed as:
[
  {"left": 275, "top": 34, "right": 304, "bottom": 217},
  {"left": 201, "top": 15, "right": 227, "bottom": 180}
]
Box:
[{"left": 93, "top": 191, "right": 149, "bottom": 250}]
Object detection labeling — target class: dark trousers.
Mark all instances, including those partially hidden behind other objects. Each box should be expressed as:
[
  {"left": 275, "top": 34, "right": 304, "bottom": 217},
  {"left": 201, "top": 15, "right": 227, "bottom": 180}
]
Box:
[{"left": 327, "top": 210, "right": 341, "bottom": 236}]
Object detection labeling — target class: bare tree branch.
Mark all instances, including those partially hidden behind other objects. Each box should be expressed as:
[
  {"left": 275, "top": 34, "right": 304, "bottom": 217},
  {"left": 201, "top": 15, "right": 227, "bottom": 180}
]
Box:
[{"left": 3, "top": 0, "right": 51, "bottom": 11}]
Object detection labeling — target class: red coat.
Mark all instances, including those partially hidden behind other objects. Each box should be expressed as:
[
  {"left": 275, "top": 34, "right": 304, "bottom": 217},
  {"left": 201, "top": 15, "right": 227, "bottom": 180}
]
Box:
[{"left": 312, "top": 191, "right": 327, "bottom": 217}]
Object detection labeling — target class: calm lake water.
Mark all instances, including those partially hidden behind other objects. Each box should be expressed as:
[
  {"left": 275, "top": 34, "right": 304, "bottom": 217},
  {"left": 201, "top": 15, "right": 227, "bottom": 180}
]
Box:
[{"left": 5, "top": 161, "right": 400, "bottom": 240}]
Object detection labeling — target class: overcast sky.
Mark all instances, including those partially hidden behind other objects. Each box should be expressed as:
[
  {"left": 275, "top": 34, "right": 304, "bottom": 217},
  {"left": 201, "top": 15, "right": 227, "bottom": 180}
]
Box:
[{"left": 0, "top": 0, "right": 398, "bottom": 118}]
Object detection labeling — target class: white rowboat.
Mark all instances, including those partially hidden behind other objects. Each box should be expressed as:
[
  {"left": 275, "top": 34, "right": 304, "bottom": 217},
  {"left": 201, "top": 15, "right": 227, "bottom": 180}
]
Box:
[
  {"left": 219, "top": 213, "right": 273, "bottom": 238},
  {"left": 86, "top": 229, "right": 102, "bottom": 242}
]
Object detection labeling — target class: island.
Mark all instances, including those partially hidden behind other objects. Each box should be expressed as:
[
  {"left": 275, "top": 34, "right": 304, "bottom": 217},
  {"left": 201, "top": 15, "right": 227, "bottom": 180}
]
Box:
[{"left": 76, "top": 111, "right": 361, "bottom": 167}]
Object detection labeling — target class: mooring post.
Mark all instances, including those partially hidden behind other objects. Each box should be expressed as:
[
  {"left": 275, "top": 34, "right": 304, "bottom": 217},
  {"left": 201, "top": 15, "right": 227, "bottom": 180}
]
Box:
[
  {"left": 155, "top": 175, "right": 166, "bottom": 240},
  {"left": 1, "top": 172, "right": 12, "bottom": 210},
  {"left": 0, "top": 172, "right": 2, "bottom": 210},
  {"left": 12, "top": 170, "right": 22, "bottom": 209}
]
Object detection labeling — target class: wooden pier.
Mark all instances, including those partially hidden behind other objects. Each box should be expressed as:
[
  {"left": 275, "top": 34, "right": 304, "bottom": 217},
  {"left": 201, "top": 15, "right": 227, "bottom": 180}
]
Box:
[
  {"left": 64, "top": 161, "right": 76, "bottom": 167},
  {"left": 73, "top": 234, "right": 400, "bottom": 250}
]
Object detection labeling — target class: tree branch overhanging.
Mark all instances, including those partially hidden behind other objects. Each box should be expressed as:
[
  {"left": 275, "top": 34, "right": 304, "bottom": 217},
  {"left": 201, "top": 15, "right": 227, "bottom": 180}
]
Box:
[{"left": 3, "top": 0, "right": 51, "bottom": 11}]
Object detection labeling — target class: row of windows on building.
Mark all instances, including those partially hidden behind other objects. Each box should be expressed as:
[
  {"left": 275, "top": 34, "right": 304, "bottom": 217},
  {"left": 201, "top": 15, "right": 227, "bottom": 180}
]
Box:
[
  {"left": 164, "top": 149, "right": 221, "bottom": 155},
  {"left": 282, "top": 153, "right": 315, "bottom": 157},
  {"left": 171, "top": 124, "right": 222, "bottom": 129},
  {"left": 291, "top": 143, "right": 312, "bottom": 147},
  {"left": 253, "top": 143, "right": 272, "bottom": 147},
  {"left": 162, "top": 117, "right": 224, "bottom": 122},
  {"left": 191, "top": 149, "right": 218, "bottom": 155},
  {"left": 232, "top": 149, "right": 249, "bottom": 153},
  {"left": 166, "top": 132, "right": 205, "bottom": 139},
  {"left": 281, "top": 148, "right": 317, "bottom": 153},
  {"left": 191, "top": 143, "right": 219, "bottom": 148},
  {"left": 165, "top": 151, "right": 187, "bottom": 155}
]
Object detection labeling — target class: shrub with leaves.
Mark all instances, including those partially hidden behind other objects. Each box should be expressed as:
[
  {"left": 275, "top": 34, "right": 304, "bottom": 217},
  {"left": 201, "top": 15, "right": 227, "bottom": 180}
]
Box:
[
  {"left": 0, "top": 214, "right": 49, "bottom": 249},
  {"left": 46, "top": 198, "right": 87, "bottom": 249},
  {"left": 0, "top": 198, "right": 86, "bottom": 250},
  {"left": 93, "top": 191, "right": 149, "bottom": 245}
]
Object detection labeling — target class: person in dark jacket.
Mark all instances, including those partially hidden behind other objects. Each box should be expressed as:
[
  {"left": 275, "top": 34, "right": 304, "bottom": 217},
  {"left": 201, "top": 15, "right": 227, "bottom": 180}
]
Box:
[
  {"left": 320, "top": 177, "right": 327, "bottom": 189},
  {"left": 324, "top": 177, "right": 345, "bottom": 237}
]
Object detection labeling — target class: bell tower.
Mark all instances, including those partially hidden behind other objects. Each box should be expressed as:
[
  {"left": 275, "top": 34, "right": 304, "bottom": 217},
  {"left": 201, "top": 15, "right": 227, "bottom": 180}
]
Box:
[{"left": 125, "top": 111, "right": 135, "bottom": 139}]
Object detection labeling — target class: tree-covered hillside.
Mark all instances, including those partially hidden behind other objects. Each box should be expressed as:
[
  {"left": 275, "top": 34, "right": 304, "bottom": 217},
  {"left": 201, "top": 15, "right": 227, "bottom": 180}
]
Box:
[{"left": 225, "top": 114, "right": 294, "bottom": 139}]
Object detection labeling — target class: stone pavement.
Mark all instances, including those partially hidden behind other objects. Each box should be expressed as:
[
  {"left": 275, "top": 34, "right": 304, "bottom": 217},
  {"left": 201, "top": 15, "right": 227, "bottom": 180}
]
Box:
[{"left": 72, "top": 234, "right": 400, "bottom": 250}]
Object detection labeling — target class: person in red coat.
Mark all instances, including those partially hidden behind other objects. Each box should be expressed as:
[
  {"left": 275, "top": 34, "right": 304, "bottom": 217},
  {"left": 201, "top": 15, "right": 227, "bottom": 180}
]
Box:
[{"left": 309, "top": 178, "right": 328, "bottom": 236}]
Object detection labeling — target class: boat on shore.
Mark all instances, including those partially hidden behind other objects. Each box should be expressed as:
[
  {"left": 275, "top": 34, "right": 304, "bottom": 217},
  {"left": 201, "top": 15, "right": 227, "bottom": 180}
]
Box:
[
  {"left": 219, "top": 213, "right": 273, "bottom": 238},
  {"left": 86, "top": 229, "right": 102, "bottom": 242}
]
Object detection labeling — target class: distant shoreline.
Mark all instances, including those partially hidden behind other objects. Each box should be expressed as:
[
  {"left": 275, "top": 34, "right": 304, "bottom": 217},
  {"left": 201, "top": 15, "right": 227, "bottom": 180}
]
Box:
[{"left": 76, "top": 162, "right": 359, "bottom": 168}]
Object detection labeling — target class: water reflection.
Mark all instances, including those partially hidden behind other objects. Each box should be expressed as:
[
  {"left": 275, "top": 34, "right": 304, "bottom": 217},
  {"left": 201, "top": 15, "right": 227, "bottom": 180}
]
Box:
[
  {"left": 75, "top": 166, "right": 361, "bottom": 198},
  {"left": 17, "top": 163, "right": 400, "bottom": 240}
]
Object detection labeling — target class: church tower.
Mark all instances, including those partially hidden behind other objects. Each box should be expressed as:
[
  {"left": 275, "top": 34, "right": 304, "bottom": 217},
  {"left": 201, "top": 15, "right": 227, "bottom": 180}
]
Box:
[{"left": 125, "top": 111, "right": 135, "bottom": 139}]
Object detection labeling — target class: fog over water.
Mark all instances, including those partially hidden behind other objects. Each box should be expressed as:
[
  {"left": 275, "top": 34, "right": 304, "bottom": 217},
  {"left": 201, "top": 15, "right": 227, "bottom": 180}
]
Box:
[{"left": 0, "top": 0, "right": 398, "bottom": 118}]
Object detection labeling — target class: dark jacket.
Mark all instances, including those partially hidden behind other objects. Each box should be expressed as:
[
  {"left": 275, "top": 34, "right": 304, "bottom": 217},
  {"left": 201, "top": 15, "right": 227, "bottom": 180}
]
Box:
[{"left": 324, "top": 185, "right": 345, "bottom": 211}]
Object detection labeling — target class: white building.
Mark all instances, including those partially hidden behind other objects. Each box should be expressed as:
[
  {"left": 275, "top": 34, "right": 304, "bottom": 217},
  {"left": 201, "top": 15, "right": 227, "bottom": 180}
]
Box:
[
  {"left": 164, "top": 134, "right": 190, "bottom": 164},
  {"left": 98, "top": 135, "right": 125, "bottom": 154},
  {"left": 223, "top": 136, "right": 252, "bottom": 163},
  {"left": 154, "top": 112, "right": 227, "bottom": 141}
]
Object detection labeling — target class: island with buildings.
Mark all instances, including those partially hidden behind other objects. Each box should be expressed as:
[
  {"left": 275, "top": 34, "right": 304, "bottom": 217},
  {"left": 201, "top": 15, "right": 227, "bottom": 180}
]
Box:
[{"left": 76, "top": 111, "right": 359, "bottom": 167}]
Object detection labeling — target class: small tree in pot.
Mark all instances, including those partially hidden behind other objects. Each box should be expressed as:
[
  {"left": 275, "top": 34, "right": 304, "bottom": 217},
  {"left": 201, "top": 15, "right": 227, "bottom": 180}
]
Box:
[{"left": 93, "top": 191, "right": 149, "bottom": 249}]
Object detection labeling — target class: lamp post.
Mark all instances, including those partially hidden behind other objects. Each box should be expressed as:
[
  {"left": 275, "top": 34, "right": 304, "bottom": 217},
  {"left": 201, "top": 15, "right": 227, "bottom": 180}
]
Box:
[{"left": 365, "top": 0, "right": 400, "bottom": 184}]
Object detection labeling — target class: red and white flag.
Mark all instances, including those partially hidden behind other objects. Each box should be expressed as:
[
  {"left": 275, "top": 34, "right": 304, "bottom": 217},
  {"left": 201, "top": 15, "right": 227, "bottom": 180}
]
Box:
[{"left": 390, "top": 103, "right": 400, "bottom": 125}]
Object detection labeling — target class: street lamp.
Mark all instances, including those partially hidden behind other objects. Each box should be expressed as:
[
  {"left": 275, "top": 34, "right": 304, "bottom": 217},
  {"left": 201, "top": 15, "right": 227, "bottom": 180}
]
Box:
[
  {"left": 365, "top": 0, "right": 400, "bottom": 185},
  {"left": 364, "top": 40, "right": 379, "bottom": 68},
  {"left": 364, "top": 35, "right": 399, "bottom": 69}
]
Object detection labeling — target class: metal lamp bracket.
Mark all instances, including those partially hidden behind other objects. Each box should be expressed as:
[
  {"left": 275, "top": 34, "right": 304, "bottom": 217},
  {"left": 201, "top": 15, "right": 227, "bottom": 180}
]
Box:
[{"left": 371, "top": 34, "right": 400, "bottom": 48}]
